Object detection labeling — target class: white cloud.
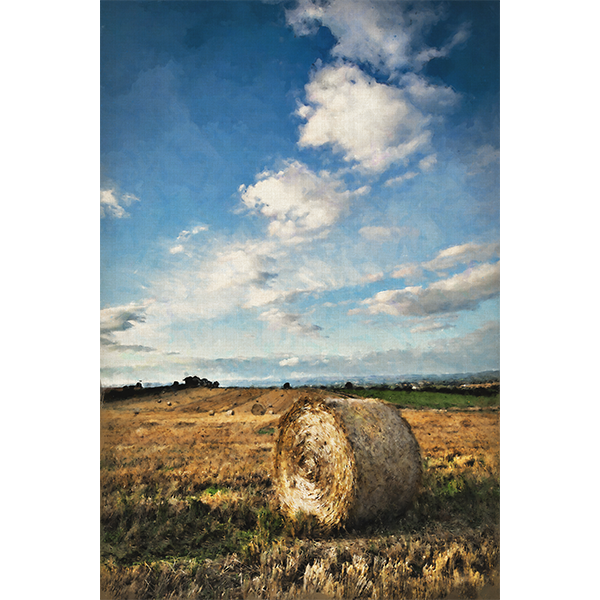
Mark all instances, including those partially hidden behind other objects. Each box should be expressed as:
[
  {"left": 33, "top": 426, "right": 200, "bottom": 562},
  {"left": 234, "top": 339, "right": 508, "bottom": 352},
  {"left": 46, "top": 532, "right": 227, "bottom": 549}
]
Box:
[
  {"left": 259, "top": 308, "right": 323, "bottom": 337},
  {"left": 418, "top": 154, "right": 438, "bottom": 172},
  {"left": 297, "top": 64, "right": 431, "bottom": 172},
  {"left": 401, "top": 73, "right": 460, "bottom": 113},
  {"left": 169, "top": 225, "right": 208, "bottom": 254},
  {"left": 384, "top": 171, "right": 419, "bottom": 187},
  {"left": 207, "top": 240, "right": 280, "bottom": 292},
  {"left": 410, "top": 321, "right": 455, "bottom": 334},
  {"left": 100, "top": 189, "right": 139, "bottom": 218},
  {"left": 362, "top": 261, "right": 500, "bottom": 317},
  {"left": 286, "top": 0, "right": 464, "bottom": 74},
  {"left": 240, "top": 160, "right": 368, "bottom": 241},
  {"left": 422, "top": 241, "right": 500, "bottom": 273},
  {"left": 279, "top": 356, "right": 300, "bottom": 367},
  {"left": 361, "top": 272, "right": 384, "bottom": 284},
  {"left": 391, "top": 263, "right": 423, "bottom": 281},
  {"left": 100, "top": 301, "right": 155, "bottom": 350}
]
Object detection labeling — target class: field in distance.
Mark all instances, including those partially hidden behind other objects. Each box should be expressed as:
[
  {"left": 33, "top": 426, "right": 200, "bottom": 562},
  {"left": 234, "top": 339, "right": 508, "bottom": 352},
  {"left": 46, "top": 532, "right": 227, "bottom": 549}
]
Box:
[{"left": 101, "top": 386, "right": 499, "bottom": 599}]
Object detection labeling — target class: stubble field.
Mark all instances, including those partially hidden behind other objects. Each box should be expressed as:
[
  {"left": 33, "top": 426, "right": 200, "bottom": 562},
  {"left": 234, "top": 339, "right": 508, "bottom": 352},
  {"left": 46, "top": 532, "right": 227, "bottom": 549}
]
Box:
[{"left": 101, "top": 387, "right": 499, "bottom": 599}]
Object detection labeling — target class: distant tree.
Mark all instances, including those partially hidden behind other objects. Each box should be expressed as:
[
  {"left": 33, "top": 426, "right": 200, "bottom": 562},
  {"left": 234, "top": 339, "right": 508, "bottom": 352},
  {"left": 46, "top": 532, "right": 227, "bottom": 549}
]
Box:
[
  {"left": 345, "top": 381, "right": 354, "bottom": 389},
  {"left": 282, "top": 382, "right": 291, "bottom": 389}
]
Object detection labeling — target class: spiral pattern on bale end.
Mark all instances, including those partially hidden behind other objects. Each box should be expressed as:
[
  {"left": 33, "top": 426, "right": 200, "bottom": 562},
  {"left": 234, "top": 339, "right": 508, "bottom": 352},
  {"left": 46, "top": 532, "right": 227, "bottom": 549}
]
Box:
[{"left": 274, "top": 396, "right": 422, "bottom": 530}]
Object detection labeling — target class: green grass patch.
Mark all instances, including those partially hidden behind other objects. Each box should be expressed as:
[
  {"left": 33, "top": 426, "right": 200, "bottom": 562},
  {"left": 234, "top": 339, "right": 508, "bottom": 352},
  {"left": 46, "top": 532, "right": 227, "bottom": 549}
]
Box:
[
  {"left": 343, "top": 388, "right": 499, "bottom": 410},
  {"left": 257, "top": 426, "right": 275, "bottom": 435}
]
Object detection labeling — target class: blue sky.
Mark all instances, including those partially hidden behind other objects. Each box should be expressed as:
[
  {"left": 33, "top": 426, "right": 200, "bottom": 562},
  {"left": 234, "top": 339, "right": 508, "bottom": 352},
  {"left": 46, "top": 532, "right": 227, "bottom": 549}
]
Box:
[{"left": 101, "top": 0, "right": 500, "bottom": 386}]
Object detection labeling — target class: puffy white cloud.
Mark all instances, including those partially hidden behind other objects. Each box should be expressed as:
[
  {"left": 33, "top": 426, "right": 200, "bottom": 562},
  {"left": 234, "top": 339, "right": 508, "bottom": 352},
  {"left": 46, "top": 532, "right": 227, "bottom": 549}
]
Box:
[
  {"left": 240, "top": 160, "right": 368, "bottom": 241},
  {"left": 422, "top": 241, "right": 500, "bottom": 273},
  {"left": 286, "top": 0, "right": 464, "bottom": 74},
  {"left": 259, "top": 308, "right": 323, "bottom": 337},
  {"left": 100, "top": 189, "right": 139, "bottom": 218},
  {"left": 362, "top": 261, "right": 499, "bottom": 317},
  {"left": 297, "top": 64, "right": 431, "bottom": 172}
]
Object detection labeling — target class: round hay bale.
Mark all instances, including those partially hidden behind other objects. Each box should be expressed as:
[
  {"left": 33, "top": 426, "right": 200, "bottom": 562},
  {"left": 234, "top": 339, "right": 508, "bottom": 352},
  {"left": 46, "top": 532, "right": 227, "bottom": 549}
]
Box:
[
  {"left": 226, "top": 409, "right": 234, "bottom": 416},
  {"left": 274, "top": 396, "right": 422, "bottom": 530},
  {"left": 208, "top": 409, "right": 215, "bottom": 416},
  {"left": 251, "top": 403, "right": 266, "bottom": 415}
]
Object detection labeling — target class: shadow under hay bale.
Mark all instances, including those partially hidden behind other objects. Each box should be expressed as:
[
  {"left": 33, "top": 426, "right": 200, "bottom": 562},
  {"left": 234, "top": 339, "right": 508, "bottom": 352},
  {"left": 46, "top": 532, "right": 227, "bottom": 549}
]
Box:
[{"left": 274, "top": 396, "right": 422, "bottom": 531}]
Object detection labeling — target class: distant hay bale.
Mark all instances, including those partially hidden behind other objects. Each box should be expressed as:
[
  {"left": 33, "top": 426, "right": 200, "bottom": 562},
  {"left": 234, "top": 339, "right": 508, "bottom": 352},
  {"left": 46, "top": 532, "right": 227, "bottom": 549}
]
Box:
[
  {"left": 226, "top": 409, "right": 234, "bottom": 416},
  {"left": 208, "top": 410, "right": 215, "bottom": 416},
  {"left": 167, "top": 401, "right": 172, "bottom": 407},
  {"left": 274, "top": 396, "right": 422, "bottom": 531},
  {"left": 251, "top": 403, "right": 266, "bottom": 415},
  {"left": 268, "top": 410, "right": 275, "bottom": 415}
]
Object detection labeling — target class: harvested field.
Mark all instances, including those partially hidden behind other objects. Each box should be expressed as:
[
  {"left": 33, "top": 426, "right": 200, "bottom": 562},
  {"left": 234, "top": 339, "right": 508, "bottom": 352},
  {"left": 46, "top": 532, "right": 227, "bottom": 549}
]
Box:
[{"left": 101, "top": 387, "right": 499, "bottom": 599}]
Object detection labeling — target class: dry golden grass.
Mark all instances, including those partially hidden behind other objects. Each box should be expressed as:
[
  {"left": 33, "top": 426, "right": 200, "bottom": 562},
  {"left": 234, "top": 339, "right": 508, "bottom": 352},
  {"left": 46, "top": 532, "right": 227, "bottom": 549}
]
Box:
[{"left": 101, "top": 387, "right": 499, "bottom": 599}]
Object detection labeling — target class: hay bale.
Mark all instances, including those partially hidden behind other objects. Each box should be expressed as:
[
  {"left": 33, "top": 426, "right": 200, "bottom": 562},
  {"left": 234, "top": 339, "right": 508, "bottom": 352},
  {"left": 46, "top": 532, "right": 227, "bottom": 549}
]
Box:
[
  {"left": 208, "top": 410, "right": 215, "bottom": 416},
  {"left": 251, "top": 403, "right": 266, "bottom": 415},
  {"left": 274, "top": 396, "right": 422, "bottom": 530},
  {"left": 226, "top": 409, "right": 234, "bottom": 416}
]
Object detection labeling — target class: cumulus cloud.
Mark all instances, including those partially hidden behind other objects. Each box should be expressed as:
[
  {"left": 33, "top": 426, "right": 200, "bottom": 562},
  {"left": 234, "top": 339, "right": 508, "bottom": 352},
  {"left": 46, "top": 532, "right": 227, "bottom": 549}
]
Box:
[
  {"left": 286, "top": 0, "right": 466, "bottom": 74},
  {"left": 259, "top": 308, "right": 323, "bottom": 337},
  {"left": 297, "top": 64, "right": 431, "bottom": 172},
  {"left": 240, "top": 160, "right": 368, "bottom": 241},
  {"left": 362, "top": 261, "right": 499, "bottom": 317},
  {"left": 100, "top": 188, "right": 139, "bottom": 218}
]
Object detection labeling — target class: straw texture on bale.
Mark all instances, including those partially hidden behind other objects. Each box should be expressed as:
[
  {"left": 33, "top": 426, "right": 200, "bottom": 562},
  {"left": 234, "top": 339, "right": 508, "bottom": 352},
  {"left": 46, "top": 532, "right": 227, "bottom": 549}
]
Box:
[{"left": 274, "top": 396, "right": 422, "bottom": 530}]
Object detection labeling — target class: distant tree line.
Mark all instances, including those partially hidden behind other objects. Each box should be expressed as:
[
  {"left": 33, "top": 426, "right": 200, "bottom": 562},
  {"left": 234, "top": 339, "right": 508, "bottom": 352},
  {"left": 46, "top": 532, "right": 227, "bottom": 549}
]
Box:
[{"left": 101, "top": 375, "right": 219, "bottom": 403}]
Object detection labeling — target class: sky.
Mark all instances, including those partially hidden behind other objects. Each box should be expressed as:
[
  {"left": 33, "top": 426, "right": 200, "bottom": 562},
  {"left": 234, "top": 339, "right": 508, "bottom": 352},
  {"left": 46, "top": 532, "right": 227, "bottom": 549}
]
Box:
[{"left": 100, "top": 0, "right": 500, "bottom": 387}]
